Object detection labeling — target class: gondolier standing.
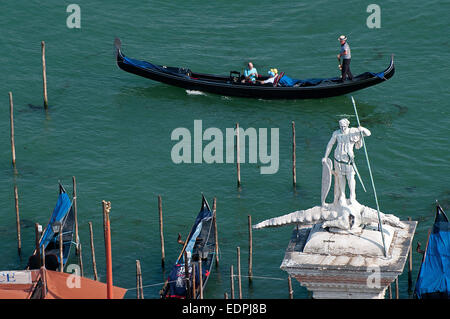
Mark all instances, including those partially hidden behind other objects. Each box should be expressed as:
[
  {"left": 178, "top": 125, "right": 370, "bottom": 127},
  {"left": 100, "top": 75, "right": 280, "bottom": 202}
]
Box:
[{"left": 337, "top": 35, "right": 353, "bottom": 81}]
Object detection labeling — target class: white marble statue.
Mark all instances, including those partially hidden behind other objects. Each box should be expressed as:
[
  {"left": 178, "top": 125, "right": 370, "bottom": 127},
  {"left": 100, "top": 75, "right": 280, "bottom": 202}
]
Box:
[
  {"left": 253, "top": 119, "right": 405, "bottom": 233},
  {"left": 322, "top": 118, "right": 370, "bottom": 207}
]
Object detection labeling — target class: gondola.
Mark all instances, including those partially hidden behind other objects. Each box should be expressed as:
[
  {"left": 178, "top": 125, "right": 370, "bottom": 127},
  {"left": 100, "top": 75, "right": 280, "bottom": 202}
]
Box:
[
  {"left": 414, "top": 202, "right": 449, "bottom": 299},
  {"left": 27, "top": 184, "right": 75, "bottom": 271},
  {"left": 114, "top": 38, "right": 395, "bottom": 100},
  {"left": 160, "top": 195, "right": 216, "bottom": 299}
]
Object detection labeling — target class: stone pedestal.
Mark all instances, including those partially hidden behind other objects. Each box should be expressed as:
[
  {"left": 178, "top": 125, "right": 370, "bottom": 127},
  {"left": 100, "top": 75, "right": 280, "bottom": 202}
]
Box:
[{"left": 280, "top": 220, "right": 417, "bottom": 299}]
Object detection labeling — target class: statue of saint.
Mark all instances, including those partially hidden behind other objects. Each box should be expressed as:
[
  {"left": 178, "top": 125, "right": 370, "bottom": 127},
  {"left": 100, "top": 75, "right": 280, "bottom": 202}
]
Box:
[{"left": 322, "top": 118, "right": 371, "bottom": 206}]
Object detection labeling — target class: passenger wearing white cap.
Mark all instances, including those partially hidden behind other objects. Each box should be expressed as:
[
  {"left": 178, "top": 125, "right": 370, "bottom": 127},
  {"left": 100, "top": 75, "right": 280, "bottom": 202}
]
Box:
[
  {"left": 337, "top": 35, "right": 353, "bottom": 81},
  {"left": 258, "top": 68, "right": 278, "bottom": 84}
]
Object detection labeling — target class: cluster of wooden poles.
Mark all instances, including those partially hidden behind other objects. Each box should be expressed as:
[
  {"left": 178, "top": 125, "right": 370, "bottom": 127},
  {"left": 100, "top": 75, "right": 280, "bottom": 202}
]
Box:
[
  {"left": 155, "top": 198, "right": 294, "bottom": 299},
  {"left": 385, "top": 216, "right": 415, "bottom": 299},
  {"left": 13, "top": 175, "right": 116, "bottom": 298}
]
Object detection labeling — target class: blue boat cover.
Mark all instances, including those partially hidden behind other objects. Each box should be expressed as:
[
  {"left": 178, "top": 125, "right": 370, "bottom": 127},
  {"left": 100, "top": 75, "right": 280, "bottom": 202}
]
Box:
[
  {"left": 166, "top": 196, "right": 213, "bottom": 298},
  {"left": 123, "top": 56, "right": 190, "bottom": 78},
  {"left": 39, "top": 192, "right": 72, "bottom": 254},
  {"left": 415, "top": 207, "right": 450, "bottom": 298}
]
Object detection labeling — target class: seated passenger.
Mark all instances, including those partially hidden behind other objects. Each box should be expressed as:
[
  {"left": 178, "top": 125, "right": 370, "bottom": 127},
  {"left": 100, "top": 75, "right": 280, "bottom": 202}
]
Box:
[
  {"left": 242, "top": 62, "right": 258, "bottom": 83},
  {"left": 258, "top": 68, "right": 278, "bottom": 85}
]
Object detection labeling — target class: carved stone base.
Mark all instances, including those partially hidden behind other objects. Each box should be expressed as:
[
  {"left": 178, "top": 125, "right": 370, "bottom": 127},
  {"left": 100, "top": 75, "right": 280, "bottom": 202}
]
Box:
[
  {"left": 304, "top": 223, "right": 395, "bottom": 257},
  {"left": 281, "top": 220, "right": 417, "bottom": 299}
]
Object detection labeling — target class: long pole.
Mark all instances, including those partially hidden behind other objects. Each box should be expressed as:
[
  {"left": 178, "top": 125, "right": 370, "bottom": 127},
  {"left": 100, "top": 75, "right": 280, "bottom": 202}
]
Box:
[
  {"left": 136, "top": 260, "right": 143, "bottom": 299},
  {"left": 236, "top": 123, "right": 241, "bottom": 187},
  {"left": 199, "top": 258, "right": 203, "bottom": 299},
  {"left": 88, "top": 222, "right": 98, "bottom": 281},
  {"left": 192, "top": 261, "right": 196, "bottom": 299},
  {"left": 9, "top": 92, "right": 16, "bottom": 167},
  {"left": 292, "top": 121, "right": 296, "bottom": 187},
  {"left": 230, "top": 265, "right": 234, "bottom": 299},
  {"left": 407, "top": 216, "right": 413, "bottom": 290},
  {"left": 248, "top": 215, "right": 253, "bottom": 282},
  {"left": 288, "top": 276, "right": 294, "bottom": 299},
  {"left": 103, "top": 200, "right": 113, "bottom": 299},
  {"left": 14, "top": 185, "right": 21, "bottom": 256},
  {"left": 213, "top": 197, "right": 219, "bottom": 266},
  {"left": 395, "top": 276, "right": 399, "bottom": 299},
  {"left": 72, "top": 176, "right": 79, "bottom": 255},
  {"left": 35, "top": 223, "right": 41, "bottom": 267},
  {"left": 351, "top": 96, "right": 387, "bottom": 257},
  {"left": 158, "top": 195, "right": 165, "bottom": 268},
  {"left": 59, "top": 232, "right": 63, "bottom": 272},
  {"left": 184, "top": 251, "right": 190, "bottom": 299},
  {"left": 78, "top": 243, "right": 84, "bottom": 277},
  {"left": 136, "top": 260, "right": 140, "bottom": 299},
  {"left": 237, "top": 246, "right": 242, "bottom": 299},
  {"left": 41, "top": 41, "right": 48, "bottom": 109}
]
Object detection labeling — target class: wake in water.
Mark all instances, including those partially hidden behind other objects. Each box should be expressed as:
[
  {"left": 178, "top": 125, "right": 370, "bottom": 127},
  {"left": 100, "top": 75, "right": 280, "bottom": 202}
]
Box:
[{"left": 185, "top": 90, "right": 207, "bottom": 96}]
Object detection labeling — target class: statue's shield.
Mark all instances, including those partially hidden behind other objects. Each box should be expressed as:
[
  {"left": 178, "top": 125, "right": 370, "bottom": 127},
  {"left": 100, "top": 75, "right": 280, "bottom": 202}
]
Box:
[{"left": 321, "top": 158, "right": 333, "bottom": 206}]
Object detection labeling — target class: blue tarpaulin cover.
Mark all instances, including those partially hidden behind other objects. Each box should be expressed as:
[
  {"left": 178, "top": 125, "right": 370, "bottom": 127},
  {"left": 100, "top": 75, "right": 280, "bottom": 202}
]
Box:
[
  {"left": 39, "top": 192, "right": 72, "bottom": 263},
  {"left": 415, "top": 207, "right": 450, "bottom": 298},
  {"left": 166, "top": 196, "right": 213, "bottom": 298}
]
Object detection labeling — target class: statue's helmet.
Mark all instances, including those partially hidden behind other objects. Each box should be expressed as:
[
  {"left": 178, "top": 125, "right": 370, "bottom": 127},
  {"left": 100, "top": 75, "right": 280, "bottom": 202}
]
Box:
[{"left": 339, "top": 118, "right": 350, "bottom": 127}]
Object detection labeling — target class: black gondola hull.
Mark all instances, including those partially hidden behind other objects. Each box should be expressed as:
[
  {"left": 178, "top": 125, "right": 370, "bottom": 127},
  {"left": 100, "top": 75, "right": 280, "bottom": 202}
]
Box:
[{"left": 115, "top": 38, "right": 395, "bottom": 100}]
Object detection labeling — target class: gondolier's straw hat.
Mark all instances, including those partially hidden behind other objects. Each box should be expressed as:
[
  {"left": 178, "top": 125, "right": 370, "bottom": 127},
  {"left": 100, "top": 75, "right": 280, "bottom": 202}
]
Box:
[{"left": 338, "top": 35, "right": 347, "bottom": 41}]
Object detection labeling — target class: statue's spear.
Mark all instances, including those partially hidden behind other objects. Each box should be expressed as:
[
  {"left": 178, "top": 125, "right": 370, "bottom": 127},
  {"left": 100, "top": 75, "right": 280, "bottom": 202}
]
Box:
[{"left": 351, "top": 96, "right": 387, "bottom": 258}]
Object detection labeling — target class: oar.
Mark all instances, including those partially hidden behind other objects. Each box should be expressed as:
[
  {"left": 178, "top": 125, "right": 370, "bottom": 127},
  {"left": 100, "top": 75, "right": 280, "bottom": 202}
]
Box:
[{"left": 351, "top": 96, "right": 387, "bottom": 258}]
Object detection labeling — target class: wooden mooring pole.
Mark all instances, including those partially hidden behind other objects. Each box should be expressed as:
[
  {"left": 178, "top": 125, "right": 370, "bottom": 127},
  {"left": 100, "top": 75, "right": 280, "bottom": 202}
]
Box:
[
  {"left": 395, "top": 276, "right": 399, "bottom": 299},
  {"left": 248, "top": 215, "right": 253, "bottom": 282},
  {"left": 59, "top": 232, "right": 64, "bottom": 272},
  {"left": 192, "top": 261, "right": 196, "bottom": 298},
  {"left": 41, "top": 41, "right": 48, "bottom": 109},
  {"left": 184, "top": 251, "right": 190, "bottom": 299},
  {"left": 292, "top": 121, "right": 296, "bottom": 188},
  {"left": 9, "top": 92, "right": 16, "bottom": 167},
  {"left": 14, "top": 185, "right": 21, "bottom": 256},
  {"left": 136, "top": 260, "right": 144, "bottom": 299},
  {"left": 237, "top": 246, "right": 242, "bottom": 299},
  {"left": 72, "top": 176, "right": 79, "bottom": 255},
  {"left": 236, "top": 123, "right": 241, "bottom": 188},
  {"left": 407, "top": 217, "right": 413, "bottom": 290},
  {"left": 158, "top": 195, "right": 165, "bottom": 268},
  {"left": 78, "top": 243, "right": 84, "bottom": 277},
  {"left": 230, "top": 264, "right": 234, "bottom": 299},
  {"left": 88, "top": 222, "right": 98, "bottom": 281},
  {"left": 35, "top": 223, "right": 41, "bottom": 267},
  {"left": 102, "top": 200, "right": 113, "bottom": 299},
  {"left": 213, "top": 197, "right": 219, "bottom": 266},
  {"left": 288, "top": 276, "right": 294, "bottom": 299},
  {"left": 199, "top": 258, "right": 203, "bottom": 299}
]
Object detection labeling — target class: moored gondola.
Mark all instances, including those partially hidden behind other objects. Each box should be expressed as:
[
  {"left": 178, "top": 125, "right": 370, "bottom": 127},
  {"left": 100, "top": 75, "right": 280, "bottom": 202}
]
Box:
[
  {"left": 160, "top": 195, "right": 216, "bottom": 299},
  {"left": 114, "top": 38, "right": 395, "bottom": 100},
  {"left": 414, "top": 202, "right": 449, "bottom": 299},
  {"left": 27, "top": 184, "right": 75, "bottom": 271}
]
